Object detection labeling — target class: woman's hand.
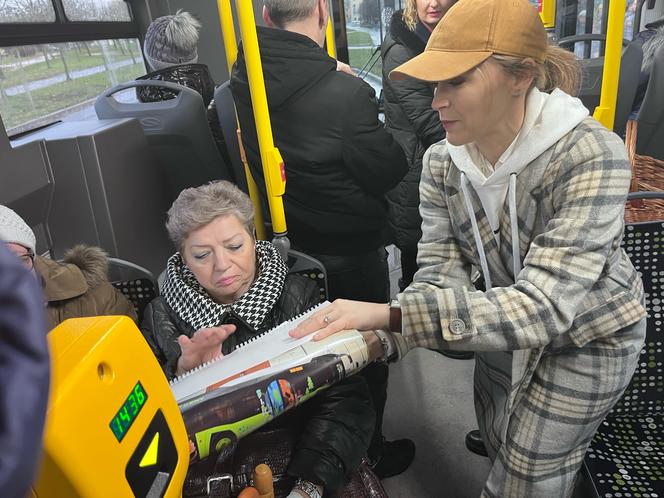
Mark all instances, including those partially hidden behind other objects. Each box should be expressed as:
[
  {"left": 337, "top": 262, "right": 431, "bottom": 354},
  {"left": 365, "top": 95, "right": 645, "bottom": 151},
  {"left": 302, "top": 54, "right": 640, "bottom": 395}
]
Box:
[
  {"left": 176, "top": 324, "right": 236, "bottom": 375},
  {"left": 290, "top": 299, "right": 390, "bottom": 341}
]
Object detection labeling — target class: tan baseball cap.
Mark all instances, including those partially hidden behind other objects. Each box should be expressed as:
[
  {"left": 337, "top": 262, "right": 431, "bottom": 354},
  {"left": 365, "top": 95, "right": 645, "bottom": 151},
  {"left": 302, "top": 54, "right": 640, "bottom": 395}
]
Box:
[{"left": 390, "top": 0, "right": 548, "bottom": 82}]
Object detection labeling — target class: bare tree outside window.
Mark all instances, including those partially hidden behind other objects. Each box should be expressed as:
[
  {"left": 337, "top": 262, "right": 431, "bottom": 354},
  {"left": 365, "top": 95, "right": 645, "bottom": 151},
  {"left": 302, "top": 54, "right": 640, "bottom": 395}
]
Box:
[
  {"left": 0, "top": 0, "right": 56, "bottom": 23},
  {"left": 62, "top": 0, "right": 131, "bottom": 22},
  {"left": 0, "top": 39, "right": 145, "bottom": 136}
]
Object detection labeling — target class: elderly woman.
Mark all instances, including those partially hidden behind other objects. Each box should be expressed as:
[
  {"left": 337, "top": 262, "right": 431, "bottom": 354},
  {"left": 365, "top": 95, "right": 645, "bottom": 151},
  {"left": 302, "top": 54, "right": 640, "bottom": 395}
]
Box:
[
  {"left": 382, "top": 0, "right": 455, "bottom": 292},
  {"left": 293, "top": 0, "right": 647, "bottom": 496},
  {"left": 140, "top": 181, "right": 374, "bottom": 498}
]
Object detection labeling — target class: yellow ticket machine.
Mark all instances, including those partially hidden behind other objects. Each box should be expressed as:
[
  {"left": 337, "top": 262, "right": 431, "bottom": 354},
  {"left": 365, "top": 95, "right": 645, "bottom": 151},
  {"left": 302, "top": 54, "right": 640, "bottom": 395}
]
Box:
[{"left": 31, "top": 316, "right": 189, "bottom": 497}]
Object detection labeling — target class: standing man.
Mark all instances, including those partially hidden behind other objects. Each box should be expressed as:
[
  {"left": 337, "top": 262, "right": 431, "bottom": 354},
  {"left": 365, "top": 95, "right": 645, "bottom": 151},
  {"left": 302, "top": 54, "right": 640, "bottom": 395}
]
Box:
[{"left": 230, "top": 0, "right": 412, "bottom": 479}]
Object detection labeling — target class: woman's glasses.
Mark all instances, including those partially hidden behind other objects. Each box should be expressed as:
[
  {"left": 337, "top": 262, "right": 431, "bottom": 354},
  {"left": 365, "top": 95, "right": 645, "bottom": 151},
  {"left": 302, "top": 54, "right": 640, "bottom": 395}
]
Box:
[{"left": 16, "top": 249, "right": 35, "bottom": 270}]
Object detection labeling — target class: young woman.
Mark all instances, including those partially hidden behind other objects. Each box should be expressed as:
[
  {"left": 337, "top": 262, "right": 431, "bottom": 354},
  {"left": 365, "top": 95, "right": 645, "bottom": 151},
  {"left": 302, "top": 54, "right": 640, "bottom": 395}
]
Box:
[
  {"left": 141, "top": 181, "right": 375, "bottom": 498},
  {"left": 293, "top": 0, "right": 646, "bottom": 495}
]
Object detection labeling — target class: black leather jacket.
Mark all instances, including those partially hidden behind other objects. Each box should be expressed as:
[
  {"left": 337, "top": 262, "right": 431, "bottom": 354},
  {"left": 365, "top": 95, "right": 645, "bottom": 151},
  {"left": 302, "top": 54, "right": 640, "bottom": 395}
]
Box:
[
  {"left": 141, "top": 274, "right": 319, "bottom": 380},
  {"left": 140, "top": 273, "right": 375, "bottom": 491}
]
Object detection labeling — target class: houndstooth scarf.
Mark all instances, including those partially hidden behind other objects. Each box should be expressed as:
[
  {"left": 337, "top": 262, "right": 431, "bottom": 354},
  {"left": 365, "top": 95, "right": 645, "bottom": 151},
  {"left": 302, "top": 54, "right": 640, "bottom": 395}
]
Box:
[{"left": 161, "top": 240, "right": 287, "bottom": 332}]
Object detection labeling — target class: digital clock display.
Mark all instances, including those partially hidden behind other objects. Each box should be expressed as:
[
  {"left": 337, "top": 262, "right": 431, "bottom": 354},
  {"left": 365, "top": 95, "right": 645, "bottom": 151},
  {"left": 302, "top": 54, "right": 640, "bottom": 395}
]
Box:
[{"left": 109, "top": 381, "right": 148, "bottom": 442}]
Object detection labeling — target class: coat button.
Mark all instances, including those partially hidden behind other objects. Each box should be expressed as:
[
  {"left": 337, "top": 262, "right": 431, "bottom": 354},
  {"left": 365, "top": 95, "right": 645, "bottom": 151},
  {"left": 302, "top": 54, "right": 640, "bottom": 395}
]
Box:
[{"left": 449, "top": 318, "right": 466, "bottom": 335}]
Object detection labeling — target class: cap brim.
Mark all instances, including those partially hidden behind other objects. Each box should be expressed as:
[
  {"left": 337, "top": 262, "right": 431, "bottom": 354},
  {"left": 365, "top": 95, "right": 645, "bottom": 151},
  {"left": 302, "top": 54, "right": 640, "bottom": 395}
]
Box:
[{"left": 389, "top": 50, "right": 493, "bottom": 82}]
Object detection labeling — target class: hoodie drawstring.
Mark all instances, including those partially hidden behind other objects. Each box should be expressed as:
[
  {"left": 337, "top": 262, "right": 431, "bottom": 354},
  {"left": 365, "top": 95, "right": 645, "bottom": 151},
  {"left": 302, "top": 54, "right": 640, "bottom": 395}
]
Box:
[
  {"left": 509, "top": 173, "right": 522, "bottom": 280},
  {"left": 461, "top": 173, "right": 493, "bottom": 290},
  {"left": 460, "top": 172, "right": 523, "bottom": 289}
]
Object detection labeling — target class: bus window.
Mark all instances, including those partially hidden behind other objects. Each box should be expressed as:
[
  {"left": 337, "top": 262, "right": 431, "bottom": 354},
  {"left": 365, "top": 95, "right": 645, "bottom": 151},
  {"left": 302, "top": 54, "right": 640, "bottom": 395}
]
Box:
[
  {"left": 62, "top": 0, "right": 131, "bottom": 22},
  {"left": 345, "top": 0, "right": 390, "bottom": 96},
  {"left": 0, "top": 0, "right": 55, "bottom": 23},
  {"left": 0, "top": 39, "right": 145, "bottom": 136}
]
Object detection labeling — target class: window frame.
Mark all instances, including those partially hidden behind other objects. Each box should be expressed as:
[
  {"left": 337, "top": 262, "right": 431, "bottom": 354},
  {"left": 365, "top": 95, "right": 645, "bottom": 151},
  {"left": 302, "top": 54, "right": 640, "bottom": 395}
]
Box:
[{"left": 0, "top": 0, "right": 140, "bottom": 47}]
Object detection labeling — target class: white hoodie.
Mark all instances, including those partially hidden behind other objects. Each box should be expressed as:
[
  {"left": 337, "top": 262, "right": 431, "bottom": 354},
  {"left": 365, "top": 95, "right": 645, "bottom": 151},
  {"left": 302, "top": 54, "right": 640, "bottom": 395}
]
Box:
[{"left": 446, "top": 88, "right": 589, "bottom": 288}]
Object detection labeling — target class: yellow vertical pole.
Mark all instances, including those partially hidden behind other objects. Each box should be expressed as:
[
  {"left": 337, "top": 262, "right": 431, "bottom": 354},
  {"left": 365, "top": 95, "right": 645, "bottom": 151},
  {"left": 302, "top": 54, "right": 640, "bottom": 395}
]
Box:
[
  {"left": 217, "top": 0, "right": 266, "bottom": 240},
  {"left": 593, "top": 0, "right": 626, "bottom": 130},
  {"left": 539, "top": 0, "right": 556, "bottom": 29},
  {"left": 325, "top": 18, "right": 337, "bottom": 58},
  {"left": 234, "top": 0, "right": 289, "bottom": 249}
]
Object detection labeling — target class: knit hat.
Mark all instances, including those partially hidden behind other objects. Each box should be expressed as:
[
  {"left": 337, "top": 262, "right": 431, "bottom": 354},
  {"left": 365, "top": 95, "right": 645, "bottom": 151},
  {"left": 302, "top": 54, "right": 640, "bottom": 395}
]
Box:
[
  {"left": 0, "top": 205, "right": 36, "bottom": 254},
  {"left": 144, "top": 10, "right": 201, "bottom": 71},
  {"left": 390, "top": 0, "right": 548, "bottom": 82}
]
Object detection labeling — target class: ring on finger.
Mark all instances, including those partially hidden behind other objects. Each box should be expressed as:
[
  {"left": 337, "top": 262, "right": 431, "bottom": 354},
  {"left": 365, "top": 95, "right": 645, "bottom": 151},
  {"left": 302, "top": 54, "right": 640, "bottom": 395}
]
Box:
[{"left": 323, "top": 315, "right": 331, "bottom": 325}]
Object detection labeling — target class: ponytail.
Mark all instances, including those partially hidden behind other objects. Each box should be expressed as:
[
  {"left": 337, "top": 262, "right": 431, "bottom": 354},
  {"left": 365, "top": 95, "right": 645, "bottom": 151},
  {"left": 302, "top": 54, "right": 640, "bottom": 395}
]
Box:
[
  {"left": 492, "top": 44, "right": 581, "bottom": 96},
  {"left": 540, "top": 45, "right": 581, "bottom": 95}
]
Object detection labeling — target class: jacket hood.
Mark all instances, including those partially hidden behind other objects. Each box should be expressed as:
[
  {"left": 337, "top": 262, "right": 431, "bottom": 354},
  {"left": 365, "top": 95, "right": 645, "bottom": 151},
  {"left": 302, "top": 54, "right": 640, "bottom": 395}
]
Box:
[
  {"left": 35, "top": 245, "right": 112, "bottom": 302},
  {"left": 388, "top": 10, "right": 427, "bottom": 52},
  {"left": 234, "top": 26, "right": 336, "bottom": 110},
  {"left": 448, "top": 88, "right": 589, "bottom": 232}
]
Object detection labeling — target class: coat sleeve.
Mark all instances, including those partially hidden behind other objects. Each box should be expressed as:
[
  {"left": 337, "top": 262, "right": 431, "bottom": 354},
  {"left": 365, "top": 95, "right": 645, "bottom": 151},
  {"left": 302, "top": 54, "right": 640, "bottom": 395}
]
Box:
[
  {"left": 400, "top": 145, "right": 474, "bottom": 350},
  {"left": 0, "top": 247, "right": 49, "bottom": 498},
  {"left": 382, "top": 43, "right": 443, "bottom": 149},
  {"left": 140, "top": 299, "right": 182, "bottom": 381},
  {"left": 401, "top": 126, "right": 636, "bottom": 351},
  {"left": 341, "top": 83, "right": 408, "bottom": 195}
]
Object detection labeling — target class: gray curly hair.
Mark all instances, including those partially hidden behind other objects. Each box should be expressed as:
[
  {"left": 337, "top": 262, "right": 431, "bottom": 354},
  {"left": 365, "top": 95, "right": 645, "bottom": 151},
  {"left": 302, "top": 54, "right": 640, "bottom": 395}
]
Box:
[{"left": 166, "top": 181, "right": 255, "bottom": 252}]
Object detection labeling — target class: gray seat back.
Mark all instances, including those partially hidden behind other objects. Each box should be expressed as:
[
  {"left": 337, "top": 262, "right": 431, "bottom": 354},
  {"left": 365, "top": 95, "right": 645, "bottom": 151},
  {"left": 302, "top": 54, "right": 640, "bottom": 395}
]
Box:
[
  {"left": 636, "top": 43, "right": 664, "bottom": 159},
  {"left": 95, "top": 80, "right": 231, "bottom": 200},
  {"left": 108, "top": 257, "right": 159, "bottom": 324},
  {"left": 214, "top": 81, "right": 249, "bottom": 193},
  {"left": 287, "top": 249, "right": 328, "bottom": 302}
]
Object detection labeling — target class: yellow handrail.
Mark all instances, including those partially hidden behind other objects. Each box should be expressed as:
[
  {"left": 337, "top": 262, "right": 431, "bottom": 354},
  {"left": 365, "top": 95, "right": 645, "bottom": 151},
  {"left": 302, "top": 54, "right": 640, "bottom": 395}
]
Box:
[
  {"left": 539, "top": 0, "right": 555, "bottom": 29},
  {"left": 234, "top": 0, "right": 289, "bottom": 251},
  {"left": 217, "top": 0, "right": 266, "bottom": 240},
  {"left": 326, "top": 17, "right": 336, "bottom": 58},
  {"left": 593, "top": 0, "right": 626, "bottom": 130}
]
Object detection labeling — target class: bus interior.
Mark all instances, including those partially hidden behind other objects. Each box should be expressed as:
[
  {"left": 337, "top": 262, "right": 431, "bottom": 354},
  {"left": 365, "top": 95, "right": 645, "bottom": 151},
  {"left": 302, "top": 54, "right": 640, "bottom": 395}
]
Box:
[{"left": 1, "top": 0, "right": 663, "bottom": 497}]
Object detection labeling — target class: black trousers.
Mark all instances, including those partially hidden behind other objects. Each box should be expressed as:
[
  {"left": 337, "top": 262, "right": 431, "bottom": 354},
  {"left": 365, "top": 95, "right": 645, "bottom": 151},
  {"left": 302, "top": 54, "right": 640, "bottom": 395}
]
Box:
[{"left": 307, "top": 246, "right": 390, "bottom": 456}]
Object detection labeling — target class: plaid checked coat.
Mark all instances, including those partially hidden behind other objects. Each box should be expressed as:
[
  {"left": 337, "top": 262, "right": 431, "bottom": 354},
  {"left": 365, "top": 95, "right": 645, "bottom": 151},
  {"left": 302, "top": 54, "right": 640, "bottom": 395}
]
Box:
[{"left": 400, "top": 117, "right": 646, "bottom": 497}]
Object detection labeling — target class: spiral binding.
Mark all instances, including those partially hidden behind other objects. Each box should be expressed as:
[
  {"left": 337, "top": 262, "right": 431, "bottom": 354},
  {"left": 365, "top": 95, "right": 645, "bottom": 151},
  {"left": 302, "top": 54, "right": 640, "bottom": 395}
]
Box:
[{"left": 169, "top": 302, "right": 325, "bottom": 386}]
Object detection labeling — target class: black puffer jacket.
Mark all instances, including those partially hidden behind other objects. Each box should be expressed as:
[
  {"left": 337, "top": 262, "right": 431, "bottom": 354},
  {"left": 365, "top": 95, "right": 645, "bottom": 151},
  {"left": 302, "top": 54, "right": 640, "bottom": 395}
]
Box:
[
  {"left": 231, "top": 27, "right": 408, "bottom": 255},
  {"left": 382, "top": 12, "right": 445, "bottom": 252},
  {"left": 140, "top": 272, "right": 375, "bottom": 491},
  {"left": 141, "top": 274, "right": 319, "bottom": 380}
]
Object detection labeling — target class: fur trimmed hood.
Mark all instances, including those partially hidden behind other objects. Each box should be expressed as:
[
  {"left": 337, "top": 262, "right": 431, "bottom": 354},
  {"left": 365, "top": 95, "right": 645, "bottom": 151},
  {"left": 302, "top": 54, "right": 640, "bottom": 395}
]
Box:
[
  {"left": 35, "top": 244, "right": 112, "bottom": 302},
  {"left": 63, "top": 244, "right": 111, "bottom": 289}
]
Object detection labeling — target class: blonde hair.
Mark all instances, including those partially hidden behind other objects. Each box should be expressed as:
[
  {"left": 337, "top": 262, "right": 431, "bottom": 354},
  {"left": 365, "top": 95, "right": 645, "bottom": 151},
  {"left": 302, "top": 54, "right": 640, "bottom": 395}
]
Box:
[
  {"left": 402, "top": 0, "right": 418, "bottom": 30},
  {"left": 492, "top": 45, "right": 581, "bottom": 96}
]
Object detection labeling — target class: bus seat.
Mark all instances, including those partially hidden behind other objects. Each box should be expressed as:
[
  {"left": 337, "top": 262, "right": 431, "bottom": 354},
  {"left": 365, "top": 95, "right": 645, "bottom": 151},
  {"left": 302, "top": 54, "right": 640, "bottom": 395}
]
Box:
[
  {"left": 635, "top": 43, "right": 664, "bottom": 159},
  {"left": 95, "top": 80, "right": 231, "bottom": 201},
  {"left": 108, "top": 257, "right": 159, "bottom": 325},
  {"left": 557, "top": 35, "right": 642, "bottom": 137},
  {"left": 582, "top": 192, "right": 664, "bottom": 498},
  {"left": 214, "top": 81, "right": 249, "bottom": 193},
  {"left": 287, "top": 249, "right": 328, "bottom": 302},
  {"left": 0, "top": 115, "right": 54, "bottom": 255}
]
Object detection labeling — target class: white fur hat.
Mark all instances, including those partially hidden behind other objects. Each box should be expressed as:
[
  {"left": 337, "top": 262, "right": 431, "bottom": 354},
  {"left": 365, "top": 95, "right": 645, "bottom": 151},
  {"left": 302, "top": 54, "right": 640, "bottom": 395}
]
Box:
[{"left": 0, "top": 205, "right": 36, "bottom": 254}]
